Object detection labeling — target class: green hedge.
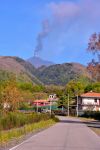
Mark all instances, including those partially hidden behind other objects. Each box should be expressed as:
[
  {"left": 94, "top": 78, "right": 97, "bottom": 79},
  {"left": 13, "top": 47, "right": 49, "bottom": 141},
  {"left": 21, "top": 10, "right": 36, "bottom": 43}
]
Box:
[{"left": 81, "top": 111, "right": 100, "bottom": 120}]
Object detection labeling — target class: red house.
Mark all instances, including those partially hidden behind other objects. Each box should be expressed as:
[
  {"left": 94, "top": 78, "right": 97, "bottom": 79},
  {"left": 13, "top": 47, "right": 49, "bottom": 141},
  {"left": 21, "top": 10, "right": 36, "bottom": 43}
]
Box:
[{"left": 33, "top": 100, "right": 50, "bottom": 107}]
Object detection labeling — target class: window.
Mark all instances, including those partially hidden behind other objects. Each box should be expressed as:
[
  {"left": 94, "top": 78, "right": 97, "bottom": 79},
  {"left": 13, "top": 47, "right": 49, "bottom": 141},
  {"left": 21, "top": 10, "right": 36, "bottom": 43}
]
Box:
[{"left": 94, "top": 99, "right": 97, "bottom": 103}]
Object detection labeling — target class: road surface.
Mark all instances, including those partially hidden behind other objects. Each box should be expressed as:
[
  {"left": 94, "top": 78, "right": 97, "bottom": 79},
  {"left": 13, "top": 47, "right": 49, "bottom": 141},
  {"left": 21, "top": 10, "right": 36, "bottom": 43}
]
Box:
[{"left": 10, "top": 117, "right": 100, "bottom": 150}]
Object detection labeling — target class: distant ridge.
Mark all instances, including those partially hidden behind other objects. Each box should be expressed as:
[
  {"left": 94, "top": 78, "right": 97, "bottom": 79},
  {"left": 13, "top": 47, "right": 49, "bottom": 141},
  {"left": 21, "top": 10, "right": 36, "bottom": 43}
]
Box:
[
  {"left": 0, "top": 56, "right": 91, "bottom": 85},
  {"left": 0, "top": 56, "right": 42, "bottom": 84},
  {"left": 35, "top": 63, "right": 91, "bottom": 85},
  {"left": 27, "top": 56, "right": 54, "bottom": 68}
]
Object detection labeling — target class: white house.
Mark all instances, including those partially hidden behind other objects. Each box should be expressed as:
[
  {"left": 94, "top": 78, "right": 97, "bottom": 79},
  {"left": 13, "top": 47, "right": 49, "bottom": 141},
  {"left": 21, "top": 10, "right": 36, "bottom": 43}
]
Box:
[{"left": 79, "top": 91, "right": 100, "bottom": 111}]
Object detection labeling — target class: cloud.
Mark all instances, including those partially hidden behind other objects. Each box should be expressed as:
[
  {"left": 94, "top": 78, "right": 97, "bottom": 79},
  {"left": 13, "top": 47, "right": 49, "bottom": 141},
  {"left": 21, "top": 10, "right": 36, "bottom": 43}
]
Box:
[
  {"left": 38, "top": 0, "right": 100, "bottom": 63},
  {"left": 48, "top": 1, "right": 80, "bottom": 25},
  {"left": 48, "top": 0, "right": 100, "bottom": 27},
  {"left": 45, "top": 0, "right": 100, "bottom": 45}
]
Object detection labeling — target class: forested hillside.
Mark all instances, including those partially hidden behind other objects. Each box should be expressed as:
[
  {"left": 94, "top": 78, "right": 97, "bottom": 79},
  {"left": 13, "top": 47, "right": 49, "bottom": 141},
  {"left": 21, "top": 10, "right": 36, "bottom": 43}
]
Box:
[
  {"left": 0, "top": 56, "right": 41, "bottom": 84},
  {"left": 0, "top": 56, "right": 91, "bottom": 85},
  {"left": 35, "top": 63, "right": 91, "bottom": 85}
]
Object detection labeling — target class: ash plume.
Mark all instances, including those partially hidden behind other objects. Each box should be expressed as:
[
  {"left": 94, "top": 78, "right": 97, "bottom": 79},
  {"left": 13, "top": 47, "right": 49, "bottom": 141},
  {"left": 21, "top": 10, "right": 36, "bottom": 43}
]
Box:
[{"left": 34, "top": 20, "right": 50, "bottom": 57}]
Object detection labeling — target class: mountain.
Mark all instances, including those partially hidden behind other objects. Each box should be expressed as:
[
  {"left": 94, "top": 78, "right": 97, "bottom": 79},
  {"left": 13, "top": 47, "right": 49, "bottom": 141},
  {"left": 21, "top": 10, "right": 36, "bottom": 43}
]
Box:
[
  {"left": 27, "top": 56, "right": 54, "bottom": 68},
  {"left": 35, "top": 63, "right": 91, "bottom": 85},
  {"left": 0, "top": 56, "right": 91, "bottom": 86},
  {"left": 0, "top": 56, "right": 41, "bottom": 84}
]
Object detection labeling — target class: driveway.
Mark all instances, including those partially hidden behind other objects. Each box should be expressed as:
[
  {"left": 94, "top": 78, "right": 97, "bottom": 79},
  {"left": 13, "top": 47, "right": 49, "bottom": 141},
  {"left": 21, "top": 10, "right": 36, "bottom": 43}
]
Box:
[{"left": 9, "top": 116, "right": 100, "bottom": 150}]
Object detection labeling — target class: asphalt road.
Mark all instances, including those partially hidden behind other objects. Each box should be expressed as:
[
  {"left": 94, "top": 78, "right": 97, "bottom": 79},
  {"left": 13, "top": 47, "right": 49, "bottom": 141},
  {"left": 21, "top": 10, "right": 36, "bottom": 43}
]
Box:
[{"left": 10, "top": 117, "right": 100, "bottom": 150}]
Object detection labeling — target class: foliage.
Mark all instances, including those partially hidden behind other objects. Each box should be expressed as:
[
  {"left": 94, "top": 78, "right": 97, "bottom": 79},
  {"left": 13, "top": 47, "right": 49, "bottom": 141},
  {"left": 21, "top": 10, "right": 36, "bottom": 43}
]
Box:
[
  {"left": 65, "top": 80, "right": 85, "bottom": 97},
  {"left": 81, "top": 111, "right": 100, "bottom": 120},
  {"left": 84, "top": 82, "right": 100, "bottom": 92},
  {"left": 44, "top": 85, "right": 64, "bottom": 97},
  {"left": 0, "top": 112, "right": 55, "bottom": 131},
  {"left": 57, "top": 95, "right": 68, "bottom": 108},
  {"left": 52, "top": 110, "right": 67, "bottom": 116},
  {"left": 35, "top": 63, "right": 89, "bottom": 85},
  {"left": 20, "top": 90, "right": 34, "bottom": 101},
  {"left": 0, "top": 56, "right": 42, "bottom": 84},
  {"left": 88, "top": 33, "right": 100, "bottom": 54},
  {"left": 87, "top": 33, "right": 100, "bottom": 81},
  {"left": 18, "top": 83, "right": 46, "bottom": 100},
  {"left": 32, "top": 85, "right": 45, "bottom": 92},
  {"left": 0, "top": 70, "right": 14, "bottom": 82},
  {"left": 18, "top": 82, "right": 44, "bottom": 93},
  {"left": 87, "top": 60, "right": 100, "bottom": 82},
  {"left": 33, "top": 92, "right": 48, "bottom": 100},
  {"left": 0, "top": 77, "right": 22, "bottom": 112},
  {"left": 18, "top": 82, "right": 34, "bottom": 92},
  {"left": 0, "top": 119, "right": 56, "bottom": 145}
]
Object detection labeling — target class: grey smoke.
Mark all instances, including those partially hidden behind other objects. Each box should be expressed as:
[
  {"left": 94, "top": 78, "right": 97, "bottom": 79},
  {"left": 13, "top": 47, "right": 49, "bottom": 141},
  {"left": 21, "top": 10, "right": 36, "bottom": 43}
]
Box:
[{"left": 34, "top": 20, "right": 50, "bottom": 57}]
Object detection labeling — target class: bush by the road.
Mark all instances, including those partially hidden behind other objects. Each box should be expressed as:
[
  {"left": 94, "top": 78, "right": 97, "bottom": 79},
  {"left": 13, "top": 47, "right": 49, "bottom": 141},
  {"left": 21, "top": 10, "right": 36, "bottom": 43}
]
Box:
[
  {"left": 52, "top": 110, "right": 67, "bottom": 116},
  {"left": 81, "top": 111, "right": 100, "bottom": 120},
  {"left": 0, "top": 112, "right": 57, "bottom": 131}
]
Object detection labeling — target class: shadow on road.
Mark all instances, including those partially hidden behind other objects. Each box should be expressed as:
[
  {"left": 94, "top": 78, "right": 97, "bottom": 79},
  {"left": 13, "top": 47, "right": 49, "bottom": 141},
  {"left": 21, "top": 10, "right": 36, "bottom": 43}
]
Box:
[{"left": 60, "top": 118, "right": 100, "bottom": 128}]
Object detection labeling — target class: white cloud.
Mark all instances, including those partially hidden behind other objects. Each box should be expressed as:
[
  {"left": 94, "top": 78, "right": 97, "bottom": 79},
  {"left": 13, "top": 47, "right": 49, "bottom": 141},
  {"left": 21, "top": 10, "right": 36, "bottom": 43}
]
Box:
[
  {"left": 41, "top": 0, "right": 100, "bottom": 63},
  {"left": 48, "top": 1, "right": 80, "bottom": 24},
  {"left": 47, "top": 0, "right": 100, "bottom": 29}
]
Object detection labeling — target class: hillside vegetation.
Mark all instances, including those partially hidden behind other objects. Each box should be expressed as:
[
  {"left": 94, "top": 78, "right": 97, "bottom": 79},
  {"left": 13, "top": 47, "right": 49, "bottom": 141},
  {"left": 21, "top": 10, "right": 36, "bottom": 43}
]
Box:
[
  {"left": 0, "top": 56, "right": 41, "bottom": 84},
  {"left": 0, "top": 56, "right": 91, "bottom": 85},
  {"left": 36, "top": 63, "right": 91, "bottom": 85}
]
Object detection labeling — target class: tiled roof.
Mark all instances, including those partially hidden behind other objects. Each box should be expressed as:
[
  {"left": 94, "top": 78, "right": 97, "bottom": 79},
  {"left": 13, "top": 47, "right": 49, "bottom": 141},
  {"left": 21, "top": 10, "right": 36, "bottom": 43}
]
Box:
[
  {"left": 33, "top": 100, "right": 49, "bottom": 103},
  {"left": 81, "top": 92, "right": 100, "bottom": 98}
]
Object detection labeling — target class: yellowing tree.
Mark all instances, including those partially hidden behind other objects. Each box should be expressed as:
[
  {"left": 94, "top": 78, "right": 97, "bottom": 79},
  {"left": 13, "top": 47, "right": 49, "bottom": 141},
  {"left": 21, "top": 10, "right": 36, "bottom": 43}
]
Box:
[{"left": 1, "top": 78, "right": 22, "bottom": 112}]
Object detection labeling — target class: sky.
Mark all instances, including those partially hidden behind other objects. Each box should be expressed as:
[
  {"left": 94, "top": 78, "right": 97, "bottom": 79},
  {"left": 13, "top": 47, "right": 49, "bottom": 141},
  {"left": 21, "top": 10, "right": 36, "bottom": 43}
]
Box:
[{"left": 0, "top": 0, "right": 100, "bottom": 65}]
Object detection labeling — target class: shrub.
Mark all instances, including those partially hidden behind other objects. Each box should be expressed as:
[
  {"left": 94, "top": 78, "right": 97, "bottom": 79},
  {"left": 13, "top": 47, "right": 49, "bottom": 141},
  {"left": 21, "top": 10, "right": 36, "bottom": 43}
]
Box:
[
  {"left": 0, "top": 112, "right": 58, "bottom": 131},
  {"left": 81, "top": 111, "right": 100, "bottom": 120}
]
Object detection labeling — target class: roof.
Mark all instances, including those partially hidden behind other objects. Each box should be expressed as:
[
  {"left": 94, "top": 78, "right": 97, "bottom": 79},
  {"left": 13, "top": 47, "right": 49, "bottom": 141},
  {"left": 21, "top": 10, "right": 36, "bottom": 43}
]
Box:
[
  {"left": 81, "top": 92, "right": 100, "bottom": 98},
  {"left": 33, "top": 100, "right": 49, "bottom": 103}
]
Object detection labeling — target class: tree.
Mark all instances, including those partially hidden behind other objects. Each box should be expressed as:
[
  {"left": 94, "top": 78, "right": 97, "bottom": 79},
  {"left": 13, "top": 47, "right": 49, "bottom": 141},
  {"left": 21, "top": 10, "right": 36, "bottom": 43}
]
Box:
[
  {"left": 44, "top": 85, "right": 64, "bottom": 97},
  {"left": 33, "top": 92, "right": 48, "bottom": 100},
  {"left": 0, "top": 78, "right": 22, "bottom": 112},
  {"left": 85, "top": 82, "right": 100, "bottom": 93},
  {"left": 57, "top": 95, "right": 68, "bottom": 108},
  {"left": 88, "top": 33, "right": 100, "bottom": 54},
  {"left": 65, "top": 80, "right": 84, "bottom": 97},
  {"left": 87, "top": 33, "right": 100, "bottom": 81}
]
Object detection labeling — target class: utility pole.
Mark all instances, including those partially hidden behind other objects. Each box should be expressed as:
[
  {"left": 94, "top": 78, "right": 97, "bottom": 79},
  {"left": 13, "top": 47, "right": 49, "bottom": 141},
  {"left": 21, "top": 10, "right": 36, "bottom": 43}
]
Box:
[
  {"left": 50, "top": 100, "right": 52, "bottom": 115},
  {"left": 76, "top": 95, "right": 79, "bottom": 117},
  {"left": 37, "top": 102, "right": 38, "bottom": 113},
  {"left": 67, "top": 93, "right": 69, "bottom": 116}
]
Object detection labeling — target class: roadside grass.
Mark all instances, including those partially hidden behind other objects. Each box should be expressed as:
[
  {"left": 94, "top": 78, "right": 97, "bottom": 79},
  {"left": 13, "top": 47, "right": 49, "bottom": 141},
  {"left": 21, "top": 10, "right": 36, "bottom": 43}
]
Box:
[
  {"left": 0, "top": 119, "right": 56, "bottom": 146},
  {"left": 0, "top": 112, "right": 54, "bottom": 130}
]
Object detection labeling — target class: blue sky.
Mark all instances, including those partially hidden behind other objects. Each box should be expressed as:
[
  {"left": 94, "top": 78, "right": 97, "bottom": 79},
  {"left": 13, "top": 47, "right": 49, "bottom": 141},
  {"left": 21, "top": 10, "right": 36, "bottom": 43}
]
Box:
[{"left": 0, "top": 0, "right": 100, "bottom": 65}]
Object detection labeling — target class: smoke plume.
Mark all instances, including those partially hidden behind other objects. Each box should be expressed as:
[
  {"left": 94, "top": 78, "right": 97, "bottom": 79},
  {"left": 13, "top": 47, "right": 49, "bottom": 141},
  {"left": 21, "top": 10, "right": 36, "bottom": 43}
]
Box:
[{"left": 34, "top": 20, "right": 50, "bottom": 57}]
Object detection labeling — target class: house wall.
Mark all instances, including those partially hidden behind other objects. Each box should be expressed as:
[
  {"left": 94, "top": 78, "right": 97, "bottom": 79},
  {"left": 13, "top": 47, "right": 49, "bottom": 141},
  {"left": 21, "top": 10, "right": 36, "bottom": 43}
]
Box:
[
  {"left": 82, "top": 98, "right": 100, "bottom": 105},
  {"left": 82, "top": 97, "right": 100, "bottom": 111}
]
